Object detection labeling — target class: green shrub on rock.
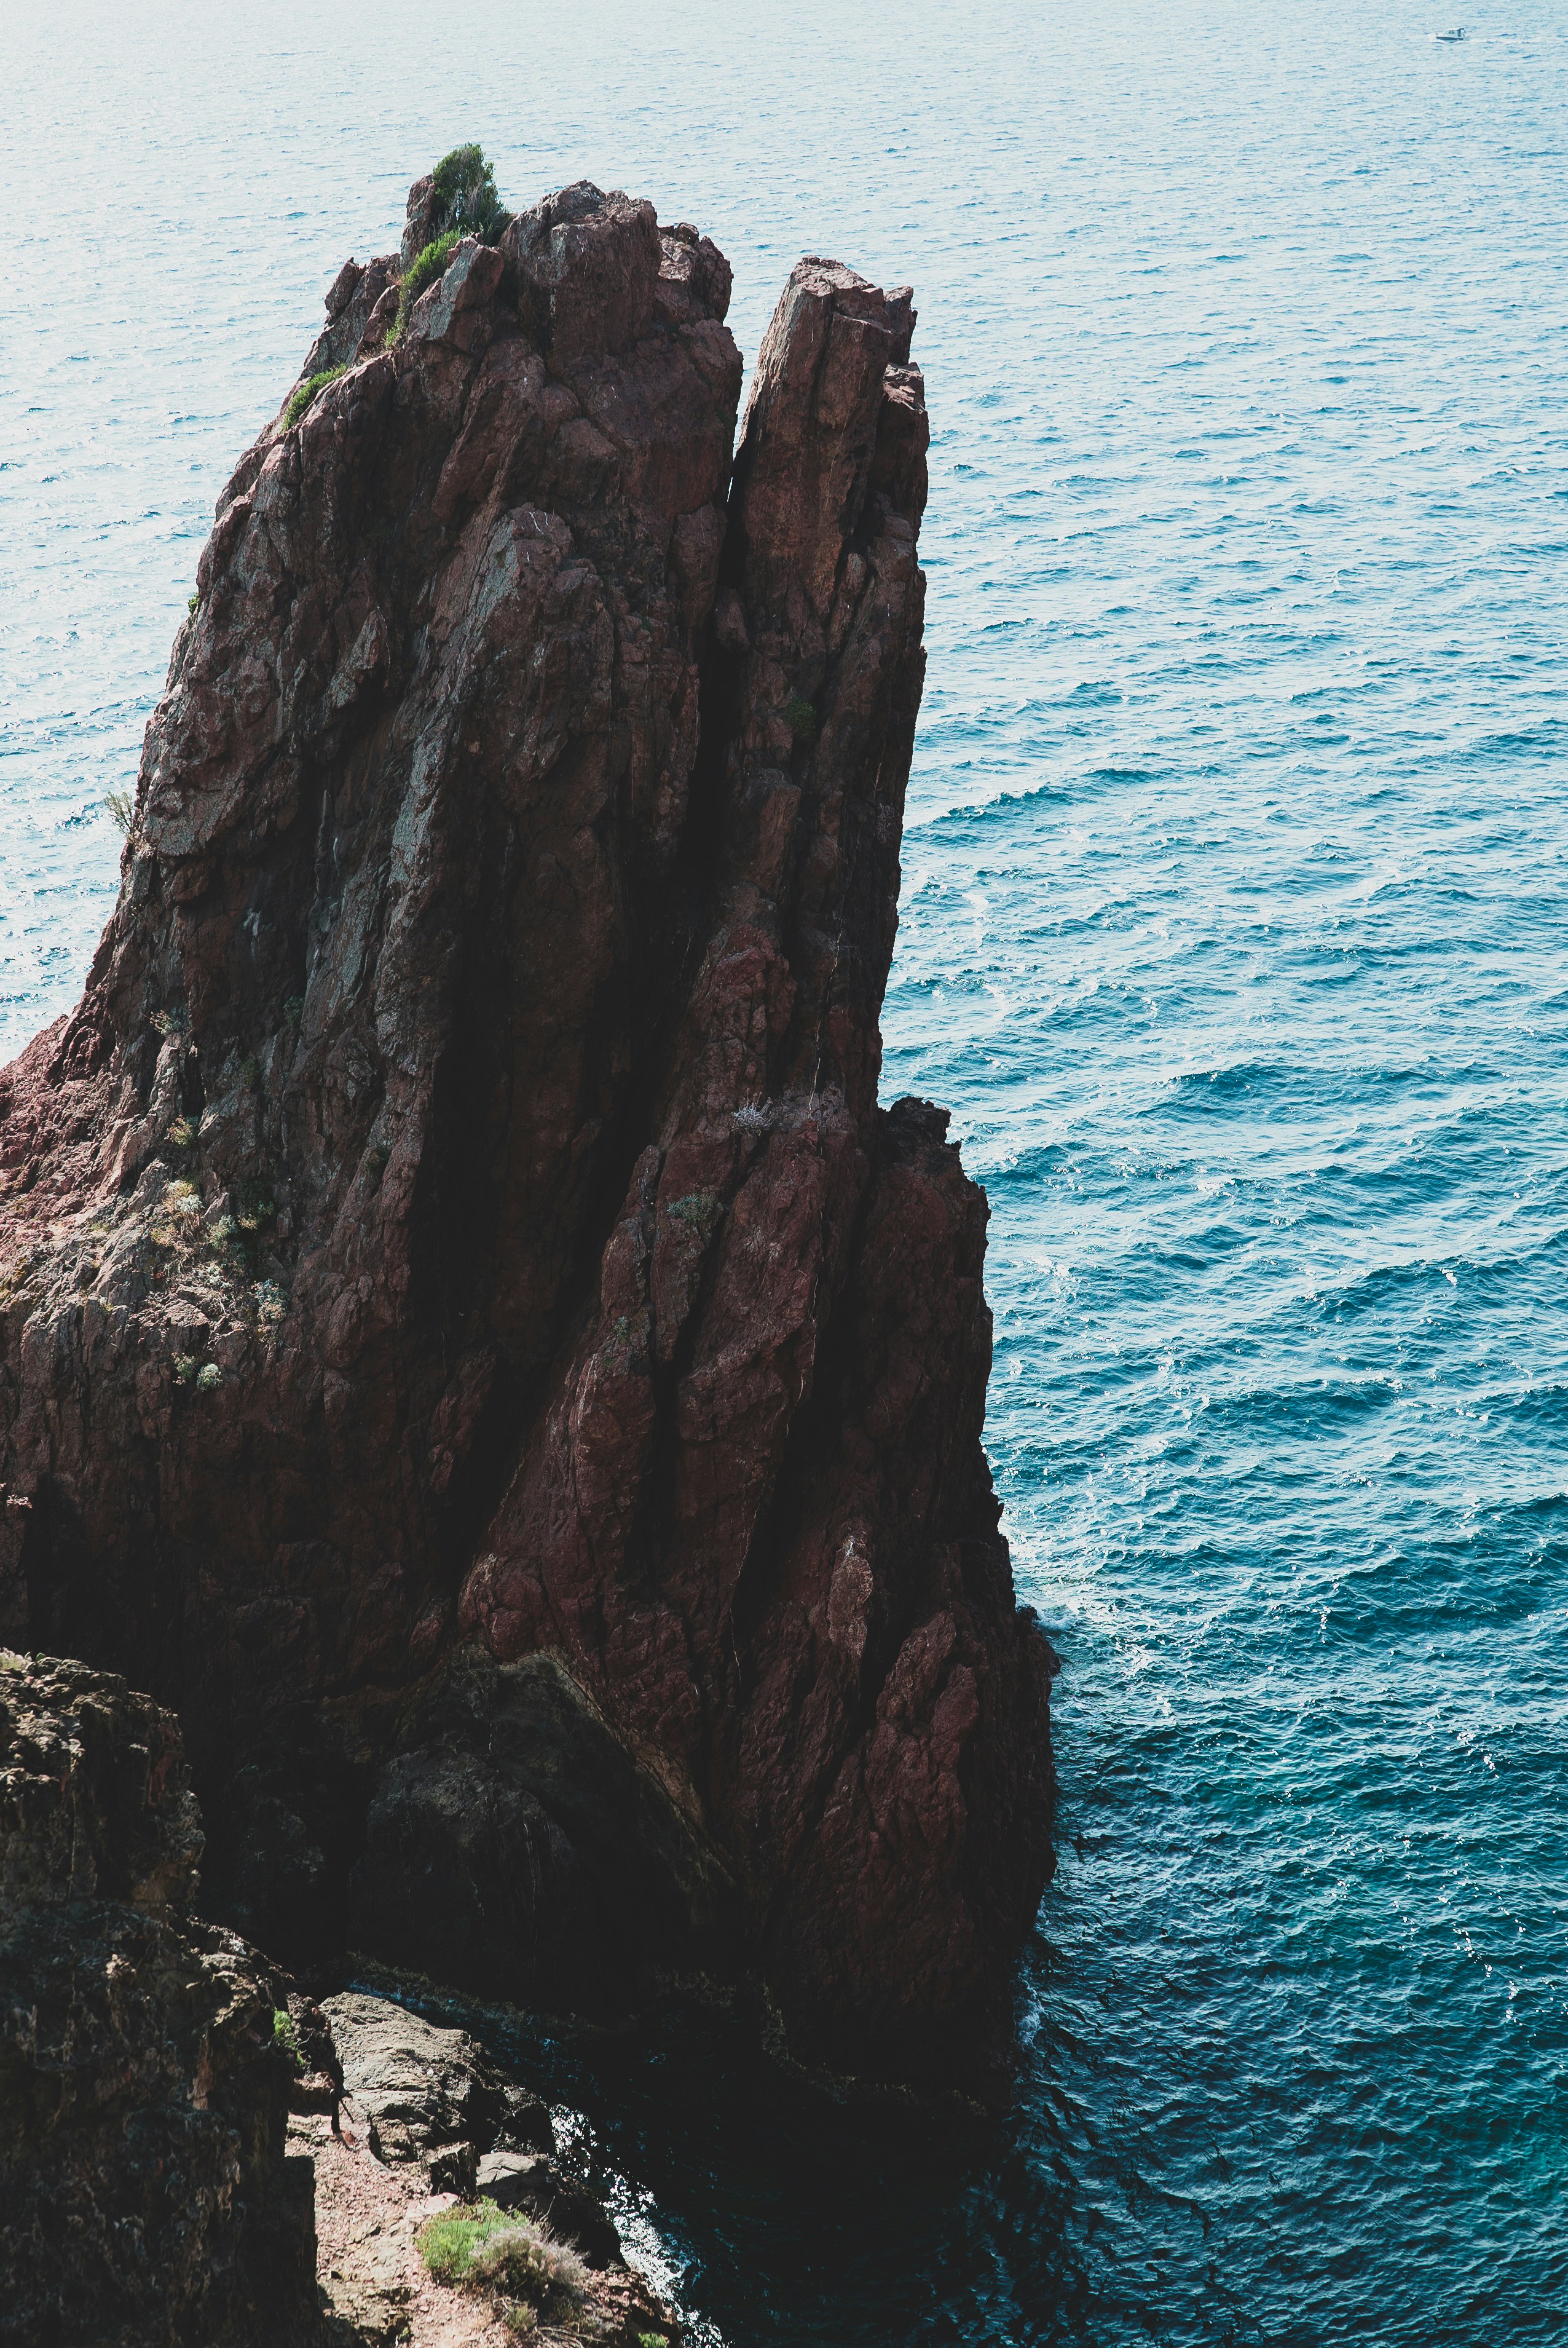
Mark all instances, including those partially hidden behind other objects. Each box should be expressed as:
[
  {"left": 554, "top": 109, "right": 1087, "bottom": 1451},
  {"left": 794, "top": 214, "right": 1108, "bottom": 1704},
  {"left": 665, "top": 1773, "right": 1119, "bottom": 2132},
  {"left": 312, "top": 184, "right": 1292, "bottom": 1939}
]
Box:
[
  {"left": 390, "top": 229, "right": 461, "bottom": 345},
  {"left": 417, "top": 2199, "right": 587, "bottom": 2325},
  {"left": 419, "top": 2197, "right": 502, "bottom": 2287},
  {"left": 430, "top": 142, "right": 510, "bottom": 242},
  {"left": 283, "top": 364, "right": 346, "bottom": 430},
  {"left": 388, "top": 144, "right": 511, "bottom": 346}
]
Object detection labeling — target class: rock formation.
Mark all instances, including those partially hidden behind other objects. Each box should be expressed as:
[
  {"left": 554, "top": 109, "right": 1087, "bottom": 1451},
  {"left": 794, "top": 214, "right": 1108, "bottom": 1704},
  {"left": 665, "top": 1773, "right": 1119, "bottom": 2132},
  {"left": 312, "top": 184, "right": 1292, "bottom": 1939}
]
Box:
[
  {"left": 0, "top": 172, "right": 1056, "bottom": 2088},
  {"left": 321, "top": 1991, "right": 552, "bottom": 2197},
  {"left": 295, "top": 1990, "right": 673, "bottom": 2342},
  {"left": 0, "top": 1653, "right": 319, "bottom": 2345}
]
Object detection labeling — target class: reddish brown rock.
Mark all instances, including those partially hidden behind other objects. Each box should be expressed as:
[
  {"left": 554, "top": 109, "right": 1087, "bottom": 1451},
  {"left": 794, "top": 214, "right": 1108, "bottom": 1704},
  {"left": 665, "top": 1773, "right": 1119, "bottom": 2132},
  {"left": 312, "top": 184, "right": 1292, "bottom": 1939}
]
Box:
[{"left": 0, "top": 175, "right": 1056, "bottom": 2090}]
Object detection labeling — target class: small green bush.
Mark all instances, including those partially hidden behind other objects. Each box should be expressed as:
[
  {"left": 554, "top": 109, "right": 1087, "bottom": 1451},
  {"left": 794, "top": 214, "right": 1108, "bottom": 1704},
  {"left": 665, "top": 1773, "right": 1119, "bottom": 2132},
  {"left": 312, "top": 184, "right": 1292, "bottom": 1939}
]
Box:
[
  {"left": 273, "top": 2007, "right": 301, "bottom": 2068},
  {"left": 430, "top": 142, "right": 510, "bottom": 242},
  {"left": 195, "top": 1362, "right": 223, "bottom": 1393},
  {"left": 187, "top": 592, "right": 200, "bottom": 614},
  {"left": 417, "top": 2200, "right": 586, "bottom": 2315},
  {"left": 390, "top": 229, "right": 461, "bottom": 344},
  {"left": 173, "top": 1354, "right": 198, "bottom": 1386},
  {"left": 104, "top": 788, "right": 134, "bottom": 837},
  {"left": 420, "top": 2199, "right": 497, "bottom": 2287},
  {"left": 151, "top": 1008, "right": 189, "bottom": 1038},
  {"left": 283, "top": 365, "right": 346, "bottom": 431},
  {"left": 167, "top": 1116, "right": 199, "bottom": 1152},
  {"left": 782, "top": 694, "right": 818, "bottom": 742}
]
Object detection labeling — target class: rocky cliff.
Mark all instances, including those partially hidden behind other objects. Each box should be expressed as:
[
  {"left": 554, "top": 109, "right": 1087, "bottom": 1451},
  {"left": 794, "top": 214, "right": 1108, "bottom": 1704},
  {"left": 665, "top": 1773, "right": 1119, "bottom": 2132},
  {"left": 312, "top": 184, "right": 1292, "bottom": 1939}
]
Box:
[
  {"left": 0, "top": 1653, "right": 319, "bottom": 2345},
  {"left": 0, "top": 170, "right": 1056, "bottom": 2088}
]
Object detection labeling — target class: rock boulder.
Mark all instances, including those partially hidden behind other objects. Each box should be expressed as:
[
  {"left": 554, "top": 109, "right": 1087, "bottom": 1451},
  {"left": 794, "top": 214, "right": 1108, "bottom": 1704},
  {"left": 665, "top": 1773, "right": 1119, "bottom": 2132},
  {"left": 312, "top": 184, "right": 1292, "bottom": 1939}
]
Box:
[{"left": 323, "top": 1989, "right": 550, "bottom": 2193}]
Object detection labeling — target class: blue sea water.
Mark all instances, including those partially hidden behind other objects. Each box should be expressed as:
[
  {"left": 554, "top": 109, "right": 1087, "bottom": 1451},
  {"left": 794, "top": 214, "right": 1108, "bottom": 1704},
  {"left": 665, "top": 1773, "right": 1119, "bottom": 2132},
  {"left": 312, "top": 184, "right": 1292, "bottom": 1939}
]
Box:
[{"left": 4, "top": 1, "right": 1566, "bottom": 2338}]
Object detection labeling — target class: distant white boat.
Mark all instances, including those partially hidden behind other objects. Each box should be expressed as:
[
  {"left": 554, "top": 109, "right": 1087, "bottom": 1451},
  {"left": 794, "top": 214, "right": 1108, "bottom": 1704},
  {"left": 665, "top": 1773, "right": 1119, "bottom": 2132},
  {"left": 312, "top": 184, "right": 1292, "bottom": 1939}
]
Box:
[{"left": 1432, "top": 25, "right": 1467, "bottom": 38}]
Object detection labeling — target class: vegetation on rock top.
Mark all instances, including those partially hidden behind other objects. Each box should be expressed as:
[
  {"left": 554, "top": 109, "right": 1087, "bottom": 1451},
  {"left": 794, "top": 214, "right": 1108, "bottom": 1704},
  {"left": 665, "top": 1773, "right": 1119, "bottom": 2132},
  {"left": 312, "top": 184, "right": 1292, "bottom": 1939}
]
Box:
[
  {"left": 431, "top": 142, "right": 510, "bottom": 243},
  {"left": 388, "top": 144, "right": 511, "bottom": 344}
]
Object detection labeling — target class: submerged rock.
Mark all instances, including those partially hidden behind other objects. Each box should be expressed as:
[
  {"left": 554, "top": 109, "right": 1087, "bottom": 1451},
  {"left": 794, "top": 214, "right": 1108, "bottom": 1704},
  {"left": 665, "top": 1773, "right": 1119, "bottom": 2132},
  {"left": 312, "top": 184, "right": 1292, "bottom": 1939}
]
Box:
[
  {"left": 0, "top": 1653, "right": 319, "bottom": 2346},
  {"left": 0, "top": 169, "right": 1057, "bottom": 2088}
]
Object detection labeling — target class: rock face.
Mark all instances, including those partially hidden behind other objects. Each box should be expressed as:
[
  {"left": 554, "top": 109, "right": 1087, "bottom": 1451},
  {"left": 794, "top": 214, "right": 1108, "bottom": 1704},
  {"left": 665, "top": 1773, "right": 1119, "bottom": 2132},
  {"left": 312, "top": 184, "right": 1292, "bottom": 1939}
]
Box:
[
  {"left": 0, "top": 1653, "right": 318, "bottom": 2346},
  {"left": 0, "top": 175, "right": 1056, "bottom": 2085},
  {"left": 294, "top": 1990, "right": 668, "bottom": 2344},
  {"left": 322, "top": 1991, "right": 551, "bottom": 2196},
  {"left": 320, "top": 1991, "right": 620, "bottom": 2269}
]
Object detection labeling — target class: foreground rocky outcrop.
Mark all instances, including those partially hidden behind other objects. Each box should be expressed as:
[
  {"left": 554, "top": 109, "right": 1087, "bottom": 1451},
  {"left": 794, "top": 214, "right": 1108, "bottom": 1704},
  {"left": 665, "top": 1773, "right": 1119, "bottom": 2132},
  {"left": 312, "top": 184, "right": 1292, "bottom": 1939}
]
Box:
[
  {"left": 296, "top": 1992, "right": 676, "bottom": 2344},
  {"left": 0, "top": 165, "right": 1056, "bottom": 2087},
  {"left": 0, "top": 1653, "right": 318, "bottom": 2346},
  {"left": 0, "top": 1653, "right": 671, "bottom": 2346}
]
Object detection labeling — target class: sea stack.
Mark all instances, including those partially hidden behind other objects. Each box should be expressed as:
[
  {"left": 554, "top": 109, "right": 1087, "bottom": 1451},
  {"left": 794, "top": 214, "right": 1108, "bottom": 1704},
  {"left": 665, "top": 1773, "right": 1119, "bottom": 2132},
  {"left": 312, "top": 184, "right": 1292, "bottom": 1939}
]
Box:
[{"left": 0, "top": 175, "right": 1056, "bottom": 2089}]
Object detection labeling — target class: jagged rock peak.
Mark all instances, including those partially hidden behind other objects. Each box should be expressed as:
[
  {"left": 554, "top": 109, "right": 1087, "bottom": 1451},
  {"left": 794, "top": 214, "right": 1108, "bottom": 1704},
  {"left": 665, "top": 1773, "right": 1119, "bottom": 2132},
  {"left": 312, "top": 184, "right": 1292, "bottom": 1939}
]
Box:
[{"left": 0, "top": 165, "right": 1055, "bottom": 2092}]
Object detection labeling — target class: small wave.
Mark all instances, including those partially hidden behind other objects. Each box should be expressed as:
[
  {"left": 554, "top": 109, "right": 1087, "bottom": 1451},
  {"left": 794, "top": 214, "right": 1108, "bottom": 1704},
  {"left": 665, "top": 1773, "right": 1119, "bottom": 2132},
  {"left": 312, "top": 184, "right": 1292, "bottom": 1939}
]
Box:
[{"left": 1164, "top": 1060, "right": 1280, "bottom": 1104}]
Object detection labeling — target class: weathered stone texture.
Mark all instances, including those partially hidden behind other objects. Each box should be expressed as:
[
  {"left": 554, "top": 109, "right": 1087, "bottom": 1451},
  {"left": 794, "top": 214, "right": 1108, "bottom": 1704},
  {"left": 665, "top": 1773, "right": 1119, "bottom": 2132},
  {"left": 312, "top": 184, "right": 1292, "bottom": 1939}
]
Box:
[
  {"left": 0, "top": 175, "right": 1055, "bottom": 2088},
  {"left": 0, "top": 1654, "right": 318, "bottom": 2346}
]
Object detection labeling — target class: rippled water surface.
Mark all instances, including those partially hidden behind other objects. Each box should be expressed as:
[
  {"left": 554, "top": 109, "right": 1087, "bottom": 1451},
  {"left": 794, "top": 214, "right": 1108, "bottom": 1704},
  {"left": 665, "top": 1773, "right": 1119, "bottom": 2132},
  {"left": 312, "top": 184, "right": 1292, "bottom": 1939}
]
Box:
[{"left": 6, "top": 1, "right": 1567, "bottom": 2338}]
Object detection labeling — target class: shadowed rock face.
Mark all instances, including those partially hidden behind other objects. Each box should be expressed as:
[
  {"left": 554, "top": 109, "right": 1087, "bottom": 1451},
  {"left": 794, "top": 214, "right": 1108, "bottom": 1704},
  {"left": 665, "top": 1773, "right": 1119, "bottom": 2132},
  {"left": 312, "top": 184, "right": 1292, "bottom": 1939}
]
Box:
[
  {"left": 0, "top": 1654, "right": 318, "bottom": 2347},
  {"left": 0, "top": 178, "right": 1056, "bottom": 2088}
]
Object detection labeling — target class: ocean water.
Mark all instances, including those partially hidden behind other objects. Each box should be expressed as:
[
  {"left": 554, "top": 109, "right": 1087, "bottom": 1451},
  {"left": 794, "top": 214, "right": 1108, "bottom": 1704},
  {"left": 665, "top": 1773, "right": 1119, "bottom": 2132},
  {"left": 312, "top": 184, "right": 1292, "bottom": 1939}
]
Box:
[{"left": 4, "top": 1, "right": 1566, "bottom": 2339}]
